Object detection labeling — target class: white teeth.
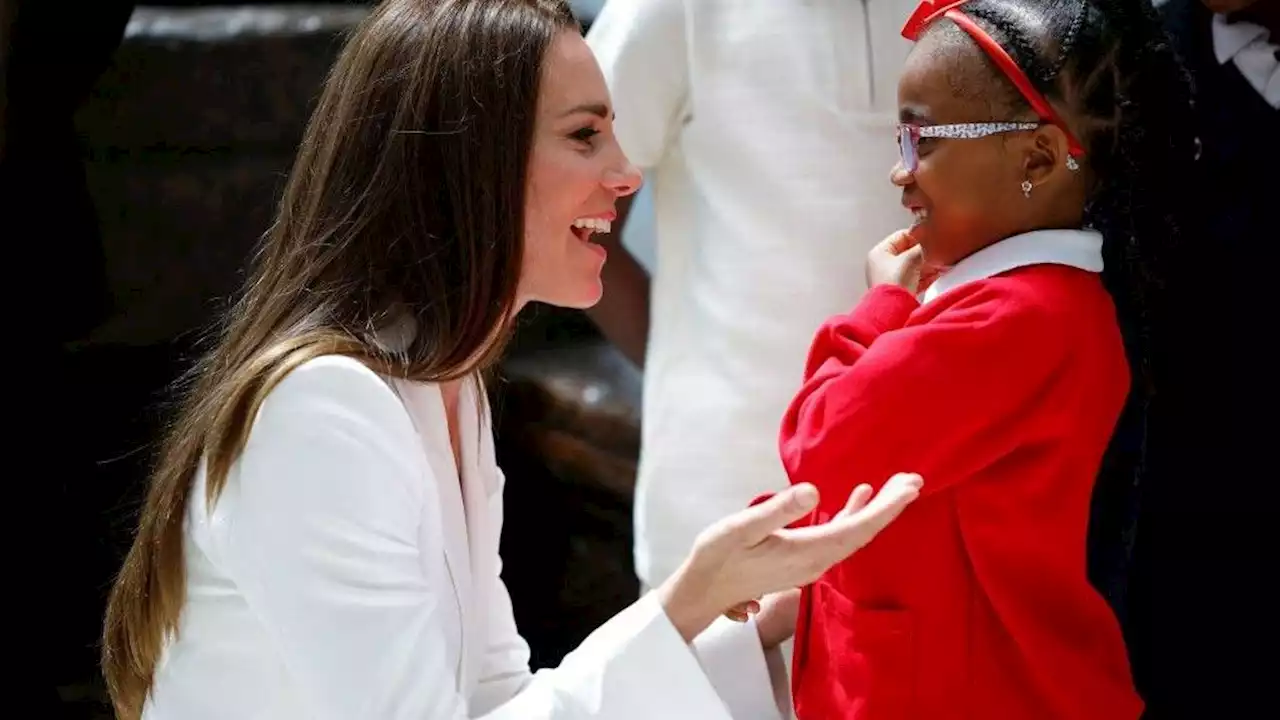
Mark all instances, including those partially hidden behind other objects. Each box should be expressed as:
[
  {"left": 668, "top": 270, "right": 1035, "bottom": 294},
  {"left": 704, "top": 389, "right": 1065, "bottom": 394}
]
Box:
[
  {"left": 572, "top": 217, "right": 612, "bottom": 235},
  {"left": 913, "top": 209, "right": 929, "bottom": 220}
]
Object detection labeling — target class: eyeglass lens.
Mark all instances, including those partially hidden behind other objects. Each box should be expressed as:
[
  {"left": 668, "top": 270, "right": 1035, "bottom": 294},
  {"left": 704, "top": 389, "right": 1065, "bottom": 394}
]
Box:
[{"left": 898, "top": 126, "right": 918, "bottom": 172}]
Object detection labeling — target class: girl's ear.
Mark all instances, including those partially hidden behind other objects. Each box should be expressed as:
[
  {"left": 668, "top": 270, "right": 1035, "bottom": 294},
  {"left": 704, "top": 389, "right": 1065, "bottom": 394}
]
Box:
[{"left": 1023, "top": 124, "right": 1072, "bottom": 189}]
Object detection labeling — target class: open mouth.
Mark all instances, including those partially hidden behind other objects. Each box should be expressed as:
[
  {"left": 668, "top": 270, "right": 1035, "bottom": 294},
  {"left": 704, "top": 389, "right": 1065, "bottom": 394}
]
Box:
[
  {"left": 910, "top": 207, "right": 930, "bottom": 227},
  {"left": 571, "top": 217, "right": 611, "bottom": 242}
]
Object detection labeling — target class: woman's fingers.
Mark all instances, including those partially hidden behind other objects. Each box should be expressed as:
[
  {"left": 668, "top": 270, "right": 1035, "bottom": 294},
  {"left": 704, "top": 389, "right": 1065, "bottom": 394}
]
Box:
[
  {"left": 717, "top": 483, "right": 819, "bottom": 546},
  {"left": 855, "top": 473, "right": 923, "bottom": 533},
  {"left": 835, "top": 483, "right": 874, "bottom": 518},
  {"left": 687, "top": 475, "right": 917, "bottom": 622},
  {"left": 782, "top": 474, "right": 923, "bottom": 578}
]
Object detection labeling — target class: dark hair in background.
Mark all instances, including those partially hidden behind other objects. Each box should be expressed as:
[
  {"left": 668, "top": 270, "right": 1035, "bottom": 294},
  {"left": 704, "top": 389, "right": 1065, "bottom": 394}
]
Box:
[
  {"left": 928, "top": 0, "right": 1198, "bottom": 621},
  {"left": 100, "top": 1, "right": 579, "bottom": 718}
]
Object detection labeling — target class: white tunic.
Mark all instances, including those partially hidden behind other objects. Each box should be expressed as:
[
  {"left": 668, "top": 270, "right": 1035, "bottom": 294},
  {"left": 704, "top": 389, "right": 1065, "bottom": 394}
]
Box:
[{"left": 586, "top": 0, "right": 918, "bottom": 587}]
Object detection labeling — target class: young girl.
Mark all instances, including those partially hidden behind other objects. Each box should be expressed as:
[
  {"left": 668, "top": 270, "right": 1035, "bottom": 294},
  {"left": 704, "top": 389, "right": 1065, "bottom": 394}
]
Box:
[{"left": 777, "top": 0, "right": 1196, "bottom": 718}]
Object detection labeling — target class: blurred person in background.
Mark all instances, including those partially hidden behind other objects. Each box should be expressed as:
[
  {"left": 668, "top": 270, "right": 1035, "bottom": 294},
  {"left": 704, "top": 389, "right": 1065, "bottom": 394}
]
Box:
[
  {"left": 584, "top": 0, "right": 919, "bottom": 606},
  {"left": 1125, "top": 1, "right": 1277, "bottom": 718}
]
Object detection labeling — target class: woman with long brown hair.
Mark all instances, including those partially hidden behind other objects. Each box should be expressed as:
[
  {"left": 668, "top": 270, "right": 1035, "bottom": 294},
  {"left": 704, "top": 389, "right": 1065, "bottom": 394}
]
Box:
[{"left": 99, "top": 1, "right": 922, "bottom": 718}]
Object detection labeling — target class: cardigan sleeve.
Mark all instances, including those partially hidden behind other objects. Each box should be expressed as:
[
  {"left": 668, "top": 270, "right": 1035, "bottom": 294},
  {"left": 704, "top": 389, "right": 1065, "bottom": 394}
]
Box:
[{"left": 779, "top": 281, "right": 1069, "bottom": 507}]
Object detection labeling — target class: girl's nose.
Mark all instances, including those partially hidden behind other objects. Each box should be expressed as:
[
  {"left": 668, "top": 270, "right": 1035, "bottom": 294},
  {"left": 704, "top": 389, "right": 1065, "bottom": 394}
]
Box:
[{"left": 889, "top": 160, "right": 913, "bottom": 187}]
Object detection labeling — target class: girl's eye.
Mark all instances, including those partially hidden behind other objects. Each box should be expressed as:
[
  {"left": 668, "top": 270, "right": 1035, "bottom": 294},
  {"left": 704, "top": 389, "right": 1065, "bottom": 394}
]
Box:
[{"left": 570, "top": 127, "right": 600, "bottom": 143}]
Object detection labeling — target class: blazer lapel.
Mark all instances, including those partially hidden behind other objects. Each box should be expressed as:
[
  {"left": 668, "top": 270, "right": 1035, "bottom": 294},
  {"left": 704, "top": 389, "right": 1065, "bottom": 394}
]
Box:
[
  {"left": 392, "top": 379, "right": 475, "bottom": 686},
  {"left": 456, "top": 378, "right": 500, "bottom": 690}
]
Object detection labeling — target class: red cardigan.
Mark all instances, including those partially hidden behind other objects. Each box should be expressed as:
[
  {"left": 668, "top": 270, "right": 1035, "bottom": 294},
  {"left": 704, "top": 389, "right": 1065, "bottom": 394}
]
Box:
[{"left": 780, "top": 267, "right": 1142, "bottom": 720}]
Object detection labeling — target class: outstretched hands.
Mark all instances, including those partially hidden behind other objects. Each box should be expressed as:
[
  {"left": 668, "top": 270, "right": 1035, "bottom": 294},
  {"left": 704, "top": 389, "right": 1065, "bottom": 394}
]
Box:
[{"left": 657, "top": 474, "right": 923, "bottom": 643}]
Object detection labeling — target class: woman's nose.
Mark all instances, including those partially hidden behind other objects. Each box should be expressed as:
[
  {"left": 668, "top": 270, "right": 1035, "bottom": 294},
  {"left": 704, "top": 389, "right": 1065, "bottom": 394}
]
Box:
[{"left": 605, "top": 158, "right": 643, "bottom": 198}]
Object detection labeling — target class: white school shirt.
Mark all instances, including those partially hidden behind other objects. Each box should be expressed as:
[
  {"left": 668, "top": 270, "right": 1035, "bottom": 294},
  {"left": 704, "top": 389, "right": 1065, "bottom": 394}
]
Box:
[{"left": 586, "top": 0, "right": 916, "bottom": 587}]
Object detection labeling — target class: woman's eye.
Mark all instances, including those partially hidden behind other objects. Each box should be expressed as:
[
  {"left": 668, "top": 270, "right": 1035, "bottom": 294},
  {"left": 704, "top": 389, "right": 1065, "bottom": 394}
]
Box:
[{"left": 570, "top": 127, "right": 600, "bottom": 143}]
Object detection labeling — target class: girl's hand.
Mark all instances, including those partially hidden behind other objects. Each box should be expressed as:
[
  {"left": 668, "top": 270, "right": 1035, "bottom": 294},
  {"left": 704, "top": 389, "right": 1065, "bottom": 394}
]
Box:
[
  {"left": 867, "top": 229, "right": 926, "bottom": 292},
  {"left": 658, "top": 474, "right": 923, "bottom": 643}
]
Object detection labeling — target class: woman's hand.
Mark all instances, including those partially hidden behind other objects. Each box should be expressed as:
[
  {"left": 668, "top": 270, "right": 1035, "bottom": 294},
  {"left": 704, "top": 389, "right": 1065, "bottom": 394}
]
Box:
[
  {"left": 657, "top": 473, "right": 923, "bottom": 643},
  {"left": 867, "top": 229, "right": 930, "bottom": 293}
]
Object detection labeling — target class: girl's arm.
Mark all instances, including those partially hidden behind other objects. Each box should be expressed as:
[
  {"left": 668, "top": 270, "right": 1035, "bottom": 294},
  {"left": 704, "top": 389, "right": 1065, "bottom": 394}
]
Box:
[{"left": 780, "top": 280, "right": 1068, "bottom": 505}]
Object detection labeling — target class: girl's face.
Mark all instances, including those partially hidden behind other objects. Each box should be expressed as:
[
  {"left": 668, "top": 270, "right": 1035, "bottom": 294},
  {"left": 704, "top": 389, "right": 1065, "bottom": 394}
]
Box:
[{"left": 890, "top": 28, "right": 1082, "bottom": 270}]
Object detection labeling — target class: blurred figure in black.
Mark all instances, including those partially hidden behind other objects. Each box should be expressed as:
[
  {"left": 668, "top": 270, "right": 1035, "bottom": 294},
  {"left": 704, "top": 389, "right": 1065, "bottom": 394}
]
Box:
[
  {"left": 1, "top": 0, "right": 136, "bottom": 714},
  {"left": 2, "top": 1, "right": 135, "bottom": 343},
  {"left": 1126, "top": 1, "right": 1277, "bottom": 719}
]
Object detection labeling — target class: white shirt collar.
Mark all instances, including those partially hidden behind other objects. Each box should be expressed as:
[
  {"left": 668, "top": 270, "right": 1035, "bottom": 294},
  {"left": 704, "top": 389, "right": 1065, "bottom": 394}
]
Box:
[
  {"left": 921, "top": 228, "right": 1104, "bottom": 304},
  {"left": 1212, "top": 13, "right": 1280, "bottom": 108}
]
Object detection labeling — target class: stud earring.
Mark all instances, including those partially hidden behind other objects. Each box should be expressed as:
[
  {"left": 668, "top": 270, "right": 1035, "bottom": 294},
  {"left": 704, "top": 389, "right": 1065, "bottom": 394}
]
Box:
[
  {"left": 1021, "top": 180, "right": 1033, "bottom": 198},
  {"left": 1066, "top": 156, "right": 1080, "bottom": 172}
]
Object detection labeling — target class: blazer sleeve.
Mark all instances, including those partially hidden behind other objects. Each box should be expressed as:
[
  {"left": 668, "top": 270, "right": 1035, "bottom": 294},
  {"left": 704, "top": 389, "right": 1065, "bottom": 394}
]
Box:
[
  {"left": 218, "top": 356, "right": 742, "bottom": 720},
  {"left": 473, "top": 470, "right": 785, "bottom": 720},
  {"left": 691, "top": 617, "right": 792, "bottom": 720},
  {"left": 779, "top": 282, "right": 1069, "bottom": 506}
]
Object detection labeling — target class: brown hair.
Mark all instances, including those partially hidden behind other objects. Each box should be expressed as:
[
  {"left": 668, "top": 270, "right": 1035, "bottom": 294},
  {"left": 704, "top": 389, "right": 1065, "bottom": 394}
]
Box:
[{"left": 101, "top": 1, "right": 578, "bottom": 716}]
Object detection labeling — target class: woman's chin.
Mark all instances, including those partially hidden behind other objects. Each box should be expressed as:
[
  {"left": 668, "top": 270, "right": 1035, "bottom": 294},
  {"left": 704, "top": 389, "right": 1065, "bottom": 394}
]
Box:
[
  {"left": 536, "top": 278, "right": 604, "bottom": 311},
  {"left": 571, "top": 279, "right": 605, "bottom": 309}
]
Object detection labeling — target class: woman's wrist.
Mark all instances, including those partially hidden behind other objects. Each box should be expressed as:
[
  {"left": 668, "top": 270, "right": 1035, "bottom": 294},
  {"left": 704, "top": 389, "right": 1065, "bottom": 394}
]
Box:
[{"left": 655, "top": 561, "right": 723, "bottom": 644}]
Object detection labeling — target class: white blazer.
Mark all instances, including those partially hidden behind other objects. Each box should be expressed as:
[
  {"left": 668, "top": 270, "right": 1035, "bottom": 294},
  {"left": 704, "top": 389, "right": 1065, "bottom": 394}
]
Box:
[{"left": 143, "top": 355, "right": 789, "bottom": 719}]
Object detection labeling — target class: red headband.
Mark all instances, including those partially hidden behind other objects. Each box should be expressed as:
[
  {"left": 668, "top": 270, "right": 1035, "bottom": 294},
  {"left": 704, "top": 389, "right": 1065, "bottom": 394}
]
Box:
[{"left": 901, "top": 0, "right": 1085, "bottom": 158}]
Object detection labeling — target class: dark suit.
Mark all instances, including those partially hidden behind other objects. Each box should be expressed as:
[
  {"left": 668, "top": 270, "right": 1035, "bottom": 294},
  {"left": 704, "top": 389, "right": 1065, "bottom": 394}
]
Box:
[{"left": 1124, "top": 2, "right": 1279, "bottom": 718}]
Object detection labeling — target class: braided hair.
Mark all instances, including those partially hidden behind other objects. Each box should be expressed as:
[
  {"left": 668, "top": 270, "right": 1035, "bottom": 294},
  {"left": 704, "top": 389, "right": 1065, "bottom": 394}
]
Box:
[{"left": 928, "top": 0, "right": 1198, "bottom": 619}]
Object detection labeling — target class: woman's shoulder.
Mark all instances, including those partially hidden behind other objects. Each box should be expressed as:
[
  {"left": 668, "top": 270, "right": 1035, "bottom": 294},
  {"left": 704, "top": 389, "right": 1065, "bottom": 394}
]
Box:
[
  {"left": 253, "top": 354, "right": 418, "bottom": 444},
  {"left": 274, "top": 353, "right": 386, "bottom": 389},
  {"left": 220, "top": 354, "right": 431, "bottom": 517}
]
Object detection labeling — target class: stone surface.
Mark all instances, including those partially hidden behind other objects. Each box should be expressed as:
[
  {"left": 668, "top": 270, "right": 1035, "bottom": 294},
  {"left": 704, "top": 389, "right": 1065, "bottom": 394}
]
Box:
[
  {"left": 78, "top": 3, "right": 602, "bottom": 348},
  {"left": 81, "top": 6, "right": 366, "bottom": 151},
  {"left": 494, "top": 341, "right": 642, "bottom": 668},
  {"left": 78, "top": 5, "right": 368, "bottom": 346}
]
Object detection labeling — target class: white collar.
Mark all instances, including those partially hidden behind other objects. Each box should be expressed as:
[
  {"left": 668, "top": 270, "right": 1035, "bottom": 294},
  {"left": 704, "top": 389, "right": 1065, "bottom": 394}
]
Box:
[
  {"left": 1212, "top": 13, "right": 1280, "bottom": 108},
  {"left": 1213, "top": 13, "right": 1273, "bottom": 65},
  {"left": 921, "top": 228, "right": 1104, "bottom": 304}
]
